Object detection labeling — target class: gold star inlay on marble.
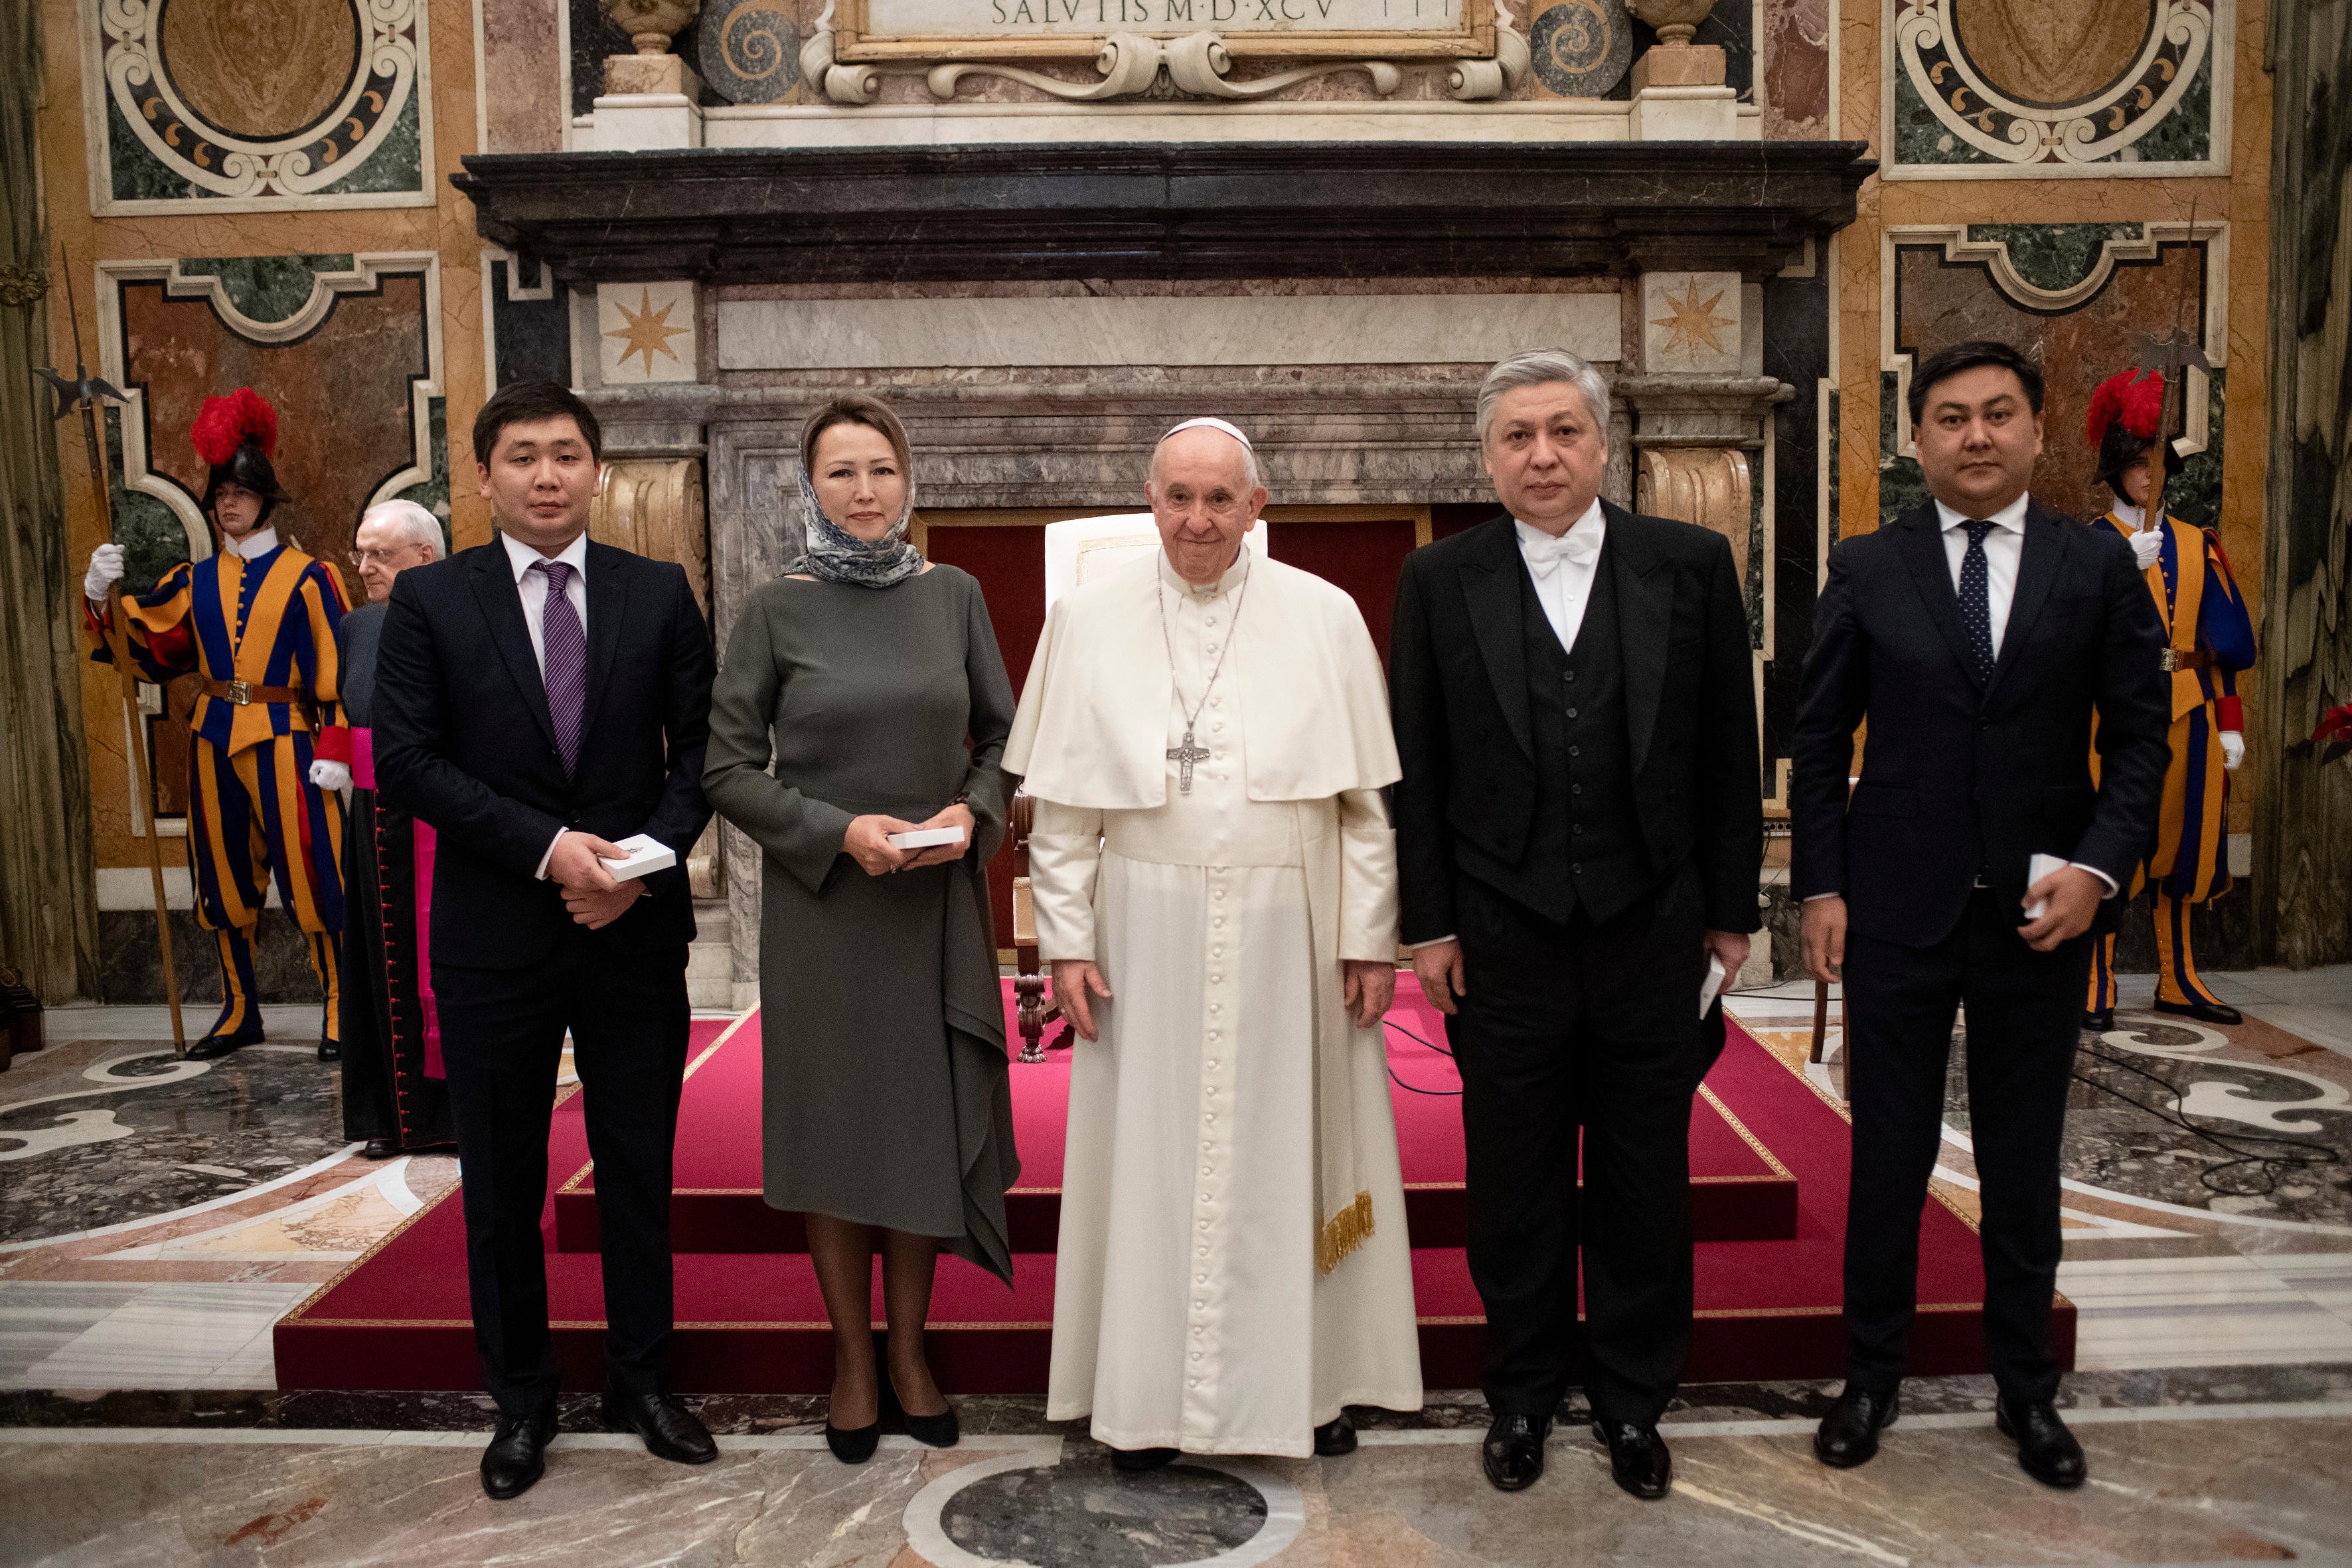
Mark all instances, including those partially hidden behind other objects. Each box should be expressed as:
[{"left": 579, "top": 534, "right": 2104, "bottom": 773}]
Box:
[
  {"left": 605, "top": 287, "right": 690, "bottom": 377},
  {"left": 1650, "top": 278, "right": 1735, "bottom": 360}
]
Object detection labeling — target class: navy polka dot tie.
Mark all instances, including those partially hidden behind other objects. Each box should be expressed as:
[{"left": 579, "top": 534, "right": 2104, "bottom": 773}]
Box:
[{"left": 1958, "top": 518, "right": 1997, "bottom": 685}]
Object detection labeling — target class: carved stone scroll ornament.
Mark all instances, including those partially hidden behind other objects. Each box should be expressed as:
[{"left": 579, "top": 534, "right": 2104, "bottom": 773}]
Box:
[
  {"left": 802, "top": 0, "right": 1521, "bottom": 102},
  {"left": 1637, "top": 447, "right": 1751, "bottom": 595}
]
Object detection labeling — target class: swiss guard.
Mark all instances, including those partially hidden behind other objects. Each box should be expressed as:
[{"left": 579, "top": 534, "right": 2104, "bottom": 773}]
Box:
[
  {"left": 2080, "top": 368, "right": 2256, "bottom": 1032},
  {"left": 83, "top": 388, "right": 354, "bottom": 1061}
]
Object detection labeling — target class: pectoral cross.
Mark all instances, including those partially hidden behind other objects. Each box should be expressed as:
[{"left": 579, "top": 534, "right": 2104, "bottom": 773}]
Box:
[{"left": 1168, "top": 728, "right": 1211, "bottom": 795}]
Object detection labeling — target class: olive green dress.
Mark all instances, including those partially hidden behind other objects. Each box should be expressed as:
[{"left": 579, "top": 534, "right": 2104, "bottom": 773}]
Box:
[{"left": 702, "top": 565, "right": 1020, "bottom": 1284}]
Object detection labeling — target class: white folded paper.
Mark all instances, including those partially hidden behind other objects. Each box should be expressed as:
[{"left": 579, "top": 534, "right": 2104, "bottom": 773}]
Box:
[
  {"left": 1699, "top": 952, "right": 1727, "bottom": 1019},
  {"left": 888, "top": 825, "right": 968, "bottom": 850},
  {"left": 599, "top": 832, "right": 677, "bottom": 882},
  {"left": 2023, "top": 852, "right": 2069, "bottom": 920}
]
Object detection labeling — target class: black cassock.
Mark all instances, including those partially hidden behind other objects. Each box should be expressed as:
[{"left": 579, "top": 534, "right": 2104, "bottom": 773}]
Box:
[{"left": 339, "top": 600, "right": 453, "bottom": 1150}]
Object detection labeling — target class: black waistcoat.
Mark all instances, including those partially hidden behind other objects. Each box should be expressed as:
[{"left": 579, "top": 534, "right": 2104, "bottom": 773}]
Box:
[{"left": 1466, "top": 548, "right": 1652, "bottom": 925}]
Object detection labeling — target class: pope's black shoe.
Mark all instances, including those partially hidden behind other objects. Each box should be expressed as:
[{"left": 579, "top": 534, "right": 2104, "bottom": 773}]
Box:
[
  {"left": 480, "top": 1403, "right": 558, "bottom": 1500},
  {"left": 1480, "top": 1412, "right": 1550, "bottom": 1492},
  {"left": 1314, "top": 1413, "right": 1357, "bottom": 1456},
  {"left": 1112, "top": 1446, "right": 1181, "bottom": 1472},
  {"left": 601, "top": 1385, "right": 717, "bottom": 1465},
  {"left": 2153, "top": 996, "right": 2242, "bottom": 1026},
  {"left": 2082, "top": 1007, "right": 2115, "bottom": 1034},
  {"left": 1592, "top": 1420, "right": 1672, "bottom": 1500},
  {"left": 186, "top": 1022, "right": 265, "bottom": 1060},
  {"left": 1995, "top": 1396, "right": 2086, "bottom": 1488},
  {"left": 1814, "top": 1383, "right": 1899, "bottom": 1468}
]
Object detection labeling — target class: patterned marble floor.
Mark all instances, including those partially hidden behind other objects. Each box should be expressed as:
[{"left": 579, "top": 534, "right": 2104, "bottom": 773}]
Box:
[{"left": 2, "top": 973, "right": 2348, "bottom": 1565}]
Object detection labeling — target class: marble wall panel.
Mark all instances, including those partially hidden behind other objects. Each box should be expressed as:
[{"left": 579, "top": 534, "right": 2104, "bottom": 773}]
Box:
[
  {"left": 481, "top": 0, "right": 568, "bottom": 151},
  {"left": 1759, "top": 0, "right": 1829, "bottom": 138}
]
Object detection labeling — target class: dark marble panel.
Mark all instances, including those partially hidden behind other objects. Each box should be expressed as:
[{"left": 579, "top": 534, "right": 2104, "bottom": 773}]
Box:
[
  {"left": 489, "top": 256, "right": 573, "bottom": 389},
  {"left": 454, "top": 141, "right": 1876, "bottom": 285},
  {"left": 96, "top": 910, "right": 325, "bottom": 1008},
  {"left": 1762, "top": 263, "right": 1829, "bottom": 792},
  {"left": 944, "top": 1456, "right": 1267, "bottom": 1567},
  {"left": 0, "top": 1044, "right": 345, "bottom": 1245}
]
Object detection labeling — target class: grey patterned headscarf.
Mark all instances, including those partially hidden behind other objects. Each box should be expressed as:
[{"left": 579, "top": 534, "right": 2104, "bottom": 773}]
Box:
[{"left": 786, "top": 465, "right": 923, "bottom": 588}]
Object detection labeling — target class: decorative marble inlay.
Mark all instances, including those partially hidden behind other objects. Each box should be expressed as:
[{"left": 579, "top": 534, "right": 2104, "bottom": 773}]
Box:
[
  {"left": 1526, "top": 0, "right": 1632, "bottom": 97},
  {"left": 1887, "top": 0, "right": 2223, "bottom": 176},
  {"left": 87, "top": 0, "right": 431, "bottom": 209},
  {"left": 904, "top": 1449, "right": 1304, "bottom": 1568},
  {"left": 599, "top": 281, "right": 700, "bottom": 384},
  {"left": 698, "top": 0, "right": 802, "bottom": 102},
  {"left": 1642, "top": 271, "right": 1741, "bottom": 374}
]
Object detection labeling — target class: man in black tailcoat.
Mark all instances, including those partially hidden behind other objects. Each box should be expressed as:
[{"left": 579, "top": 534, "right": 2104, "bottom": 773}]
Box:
[{"left": 1389, "top": 348, "right": 1763, "bottom": 1499}]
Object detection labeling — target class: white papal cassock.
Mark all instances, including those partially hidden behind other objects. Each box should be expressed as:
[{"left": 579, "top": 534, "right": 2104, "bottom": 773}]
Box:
[{"left": 1008, "top": 549, "right": 1423, "bottom": 1458}]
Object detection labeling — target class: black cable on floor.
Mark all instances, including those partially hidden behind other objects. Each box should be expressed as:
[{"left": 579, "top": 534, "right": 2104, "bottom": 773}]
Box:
[{"left": 2069, "top": 1037, "right": 2343, "bottom": 1198}]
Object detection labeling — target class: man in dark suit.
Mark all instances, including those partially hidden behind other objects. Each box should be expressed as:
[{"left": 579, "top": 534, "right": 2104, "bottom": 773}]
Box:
[
  {"left": 1792, "top": 341, "right": 2169, "bottom": 1488},
  {"left": 1390, "top": 349, "right": 1763, "bottom": 1499},
  {"left": 374, "top": 380, "right": 718, "bottom": 1499}
]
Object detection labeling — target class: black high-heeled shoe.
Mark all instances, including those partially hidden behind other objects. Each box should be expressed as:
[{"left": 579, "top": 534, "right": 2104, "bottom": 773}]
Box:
[
  {"left": 824, "top": 1418, "right": 881, "bottom": 1464},
  {"left": 878, "top": 1350, "right": 960, "bottom": 1449}
]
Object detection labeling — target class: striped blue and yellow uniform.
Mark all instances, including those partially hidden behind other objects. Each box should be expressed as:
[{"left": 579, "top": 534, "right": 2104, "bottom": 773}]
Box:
[
  {"left": 92, "top": 540, "right": 353, "bottom": 1043},
  {"left": 2086, "top": 511, "right": 2256, "bottom": 1013}
]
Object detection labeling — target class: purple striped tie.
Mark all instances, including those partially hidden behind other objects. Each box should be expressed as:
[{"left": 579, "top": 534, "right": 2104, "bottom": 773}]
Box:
[{"left": 534, "top": 559, "right": 585, "bottom": 775}]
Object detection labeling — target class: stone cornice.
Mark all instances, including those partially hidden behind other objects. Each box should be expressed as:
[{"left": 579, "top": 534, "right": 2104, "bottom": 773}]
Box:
[{"left": 453, "top": 139, "right": 1875, "bottom": 284}]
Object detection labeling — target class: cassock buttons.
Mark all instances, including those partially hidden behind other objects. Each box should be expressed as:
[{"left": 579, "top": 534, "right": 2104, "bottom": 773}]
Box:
[{"left": 1567, "top": 706, "right": 1580, "bottom": 720}]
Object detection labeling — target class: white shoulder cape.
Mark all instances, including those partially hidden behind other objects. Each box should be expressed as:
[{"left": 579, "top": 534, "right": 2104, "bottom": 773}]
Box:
[{"left": 1003, "top": 552, "right": 1401, "bottom": 809}]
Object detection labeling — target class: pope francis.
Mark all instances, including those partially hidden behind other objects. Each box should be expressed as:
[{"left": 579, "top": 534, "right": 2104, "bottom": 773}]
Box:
[{"left": 1008, "top": 418, "right": 1423, "bottom": 1465}]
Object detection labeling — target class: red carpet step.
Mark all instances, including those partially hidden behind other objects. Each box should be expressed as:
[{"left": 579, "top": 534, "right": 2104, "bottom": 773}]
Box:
[
  {"left": 552, "top": 984, "right": 1797, "bottom": 1253},
  {"left": 277, "top": 984, "right": 2067, "bottom": 1394}
]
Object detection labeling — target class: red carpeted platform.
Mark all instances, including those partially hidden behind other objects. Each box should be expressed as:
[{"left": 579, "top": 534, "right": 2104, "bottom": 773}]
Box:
[
  {"left": 552, "top": 982, "right": 1796, "bottom": 1253},
  {"left": 275, "top": 982, "right": 2070, "bottom": 1394}
]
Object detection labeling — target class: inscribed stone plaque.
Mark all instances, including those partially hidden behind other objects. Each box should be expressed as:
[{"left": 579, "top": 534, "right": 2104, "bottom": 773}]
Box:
[{"left": 842, "top": 0, "right": 1492, "bottom": 58}]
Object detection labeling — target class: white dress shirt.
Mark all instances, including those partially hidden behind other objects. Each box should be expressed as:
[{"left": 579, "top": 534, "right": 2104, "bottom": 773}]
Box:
[
  {"left": 501, "top": 528, "right": 589, "bottom": 672},
  {"left": 1516, "top": 501, "right": 1607, "bottom": 653},
  {"left": 499, "top": 530, "right": 593, "bottom": 880},
  {"left": 1932, "top": 492, "right": 2029, "bottom": 661}
]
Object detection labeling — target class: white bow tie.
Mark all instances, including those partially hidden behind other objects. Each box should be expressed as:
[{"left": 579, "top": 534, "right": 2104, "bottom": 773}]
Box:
[{"left": 1524, "top": 527, "right": 1602, "bottom": 578}]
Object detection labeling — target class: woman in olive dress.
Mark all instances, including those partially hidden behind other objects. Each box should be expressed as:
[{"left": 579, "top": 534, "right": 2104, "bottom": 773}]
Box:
[{"left": 703, "top": 395, "right": 1019, "bottom": 1464}]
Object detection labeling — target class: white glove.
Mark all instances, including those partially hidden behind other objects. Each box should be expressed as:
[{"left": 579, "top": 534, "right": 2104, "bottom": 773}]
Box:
[
  {"left": 2221, "top": 731, "right": 2244, "bottom": 771},
  {"left": 84, "top": 543, "right": 125, "bottom": 603},
  {"left": 308, "top": 759, "right": 353, "bottom": 791},
  {"left": 2130, "top": 529, "right": 2165, "bottom": 570}
]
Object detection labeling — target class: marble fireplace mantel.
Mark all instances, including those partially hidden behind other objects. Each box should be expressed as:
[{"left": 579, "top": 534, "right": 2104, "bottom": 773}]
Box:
[{"left": 455, "top": 139, "right": 1873, "bottom": 284}]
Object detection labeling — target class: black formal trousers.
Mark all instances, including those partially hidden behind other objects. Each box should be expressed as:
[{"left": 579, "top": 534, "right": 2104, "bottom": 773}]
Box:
[
  {"left": 1449, "top": 867, "right": 1707, "bottom": 1426},
  {"left": 434, "top": 930, "right": 690, "bottom": 1416},
  {"left": 1842, "top": 889, "right": 2090, "bottom": 1403}
]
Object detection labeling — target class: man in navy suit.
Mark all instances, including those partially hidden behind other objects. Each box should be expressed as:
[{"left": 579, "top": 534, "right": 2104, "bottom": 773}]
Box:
[
  {"left": 374, "top": 380, "right": 716, "bottom": 1499},
  {"left": 1792, "top": 341, "right": 2169, "bottom": 1487}
]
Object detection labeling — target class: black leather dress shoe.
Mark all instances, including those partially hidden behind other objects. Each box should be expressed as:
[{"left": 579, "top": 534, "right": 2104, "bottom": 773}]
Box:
[
  {"left": 1814, "top": 1384, "right": 1899, "bottom": 1468},
  {"left": 2153, "top": 996, "right": 2242, "bottom": 1026},
  {"left": 1481, "top": 1413, "right": 1550, "bottom": 1492},
  {"left": 362, "top": 1137, "right": 396, "bottom": 1160},
  {"left": 1112, "top": 1446, "right": 1181, "bottom": 1472},
  {"left": 1314, "top": 1413, "right": 1357, "bottom": 1456},
  {"left": 1996, "top": 1396, "right": 2085, "bottom": 1488},
  {"left": 186, "top": 1023, "right": 265, "bottom": 1061},
  {"left": 2082, "top": 1007, "right": 2115, "bottom": 1034},
  {"left": 1592, "top": 1420, "right": 1672, "bottom": 1500},
  {"left": 601, "top": 1386, "right": 717, "bottom": 1464},
  {"left": 481, "top": 1404, "right": 558, "bottom": 1500}
]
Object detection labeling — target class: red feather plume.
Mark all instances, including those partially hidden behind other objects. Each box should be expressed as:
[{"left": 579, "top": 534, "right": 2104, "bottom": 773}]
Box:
[
  {"left": 2084, "top": 367, "right": 2165, "bottom": 447},
  {"left": 191, "top": 387, "right": 279, "bottom": 467}
]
